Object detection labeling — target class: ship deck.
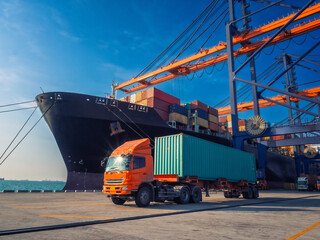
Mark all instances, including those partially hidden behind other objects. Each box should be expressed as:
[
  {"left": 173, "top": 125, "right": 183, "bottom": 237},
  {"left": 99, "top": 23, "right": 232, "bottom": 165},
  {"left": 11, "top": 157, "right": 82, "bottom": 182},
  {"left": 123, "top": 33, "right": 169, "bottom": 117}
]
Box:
[{"left": 0, "top": 190, "right": 319, "bottom": 239}]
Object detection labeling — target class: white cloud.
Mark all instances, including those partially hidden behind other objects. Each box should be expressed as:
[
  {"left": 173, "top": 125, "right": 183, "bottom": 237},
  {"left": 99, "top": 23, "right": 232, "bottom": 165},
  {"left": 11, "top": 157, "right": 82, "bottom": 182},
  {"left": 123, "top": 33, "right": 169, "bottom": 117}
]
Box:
[
  {"left": 59, "top": 30, "right": 81, "bottom": 42},
  {"left": 100, "top": 62, "right": 136, "bottom": 82}
]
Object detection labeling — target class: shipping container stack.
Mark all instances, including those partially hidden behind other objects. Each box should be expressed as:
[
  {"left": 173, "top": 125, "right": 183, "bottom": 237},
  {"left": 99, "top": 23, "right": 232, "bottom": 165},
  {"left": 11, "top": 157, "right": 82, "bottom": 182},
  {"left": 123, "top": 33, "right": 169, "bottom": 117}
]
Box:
[
  {"left": 119, "top": 88, "right": 180, "bottom": 122},
  {"left": 119, "top": 88, "right": 220, "bottom": 133},
  {"left": 219, "top": 115, "right": 246, "bottom": 134},
  {"left": 190, "top": 100, "right": 209, "bottom": 129}
]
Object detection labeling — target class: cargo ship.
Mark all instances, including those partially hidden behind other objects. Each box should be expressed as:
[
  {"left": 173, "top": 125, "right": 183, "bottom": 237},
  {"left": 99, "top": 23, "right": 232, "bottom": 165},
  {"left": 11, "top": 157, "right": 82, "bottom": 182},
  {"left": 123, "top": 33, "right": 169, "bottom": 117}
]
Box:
[
  {"left": 36, "top": 88, "right": 296, "bottom": 190},
  {"left": 36, "top": 88, "right": 230, "bottom": 190}
]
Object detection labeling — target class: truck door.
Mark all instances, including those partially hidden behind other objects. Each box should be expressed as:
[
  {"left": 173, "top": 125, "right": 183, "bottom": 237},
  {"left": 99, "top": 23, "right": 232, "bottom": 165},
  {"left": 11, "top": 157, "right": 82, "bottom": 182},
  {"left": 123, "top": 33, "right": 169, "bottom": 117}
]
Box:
[{"left": 131, "top": 156, "right": 147, "bottom": 189}]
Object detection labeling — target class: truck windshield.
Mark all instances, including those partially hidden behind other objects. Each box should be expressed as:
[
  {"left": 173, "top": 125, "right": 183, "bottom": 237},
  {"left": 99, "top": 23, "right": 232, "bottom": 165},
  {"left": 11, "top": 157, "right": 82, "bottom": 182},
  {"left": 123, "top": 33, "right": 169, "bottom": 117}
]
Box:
[{"left": 105, "top": 155, "right": 131, "bottom": 172}]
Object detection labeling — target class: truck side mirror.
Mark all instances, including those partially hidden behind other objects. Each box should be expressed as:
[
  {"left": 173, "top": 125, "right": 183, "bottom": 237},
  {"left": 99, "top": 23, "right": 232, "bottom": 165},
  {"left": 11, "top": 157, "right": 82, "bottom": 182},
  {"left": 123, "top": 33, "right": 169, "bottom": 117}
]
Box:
[{"left": 101, "top": 157, "right": 108, "bottom": 167}]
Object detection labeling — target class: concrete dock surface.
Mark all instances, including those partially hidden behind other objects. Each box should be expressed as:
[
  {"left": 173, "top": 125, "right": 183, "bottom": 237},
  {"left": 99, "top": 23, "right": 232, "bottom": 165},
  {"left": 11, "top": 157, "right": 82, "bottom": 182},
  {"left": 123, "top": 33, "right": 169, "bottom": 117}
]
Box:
[{"left": 0, "top": 190, "right": 319, "bottom": 239}]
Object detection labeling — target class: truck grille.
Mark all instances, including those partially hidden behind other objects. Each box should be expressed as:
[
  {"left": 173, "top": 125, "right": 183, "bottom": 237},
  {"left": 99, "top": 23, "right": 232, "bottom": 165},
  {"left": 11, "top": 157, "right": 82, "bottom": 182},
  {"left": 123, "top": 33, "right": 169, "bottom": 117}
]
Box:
[{"left": 105, "top": 178, "right": 123, "bottom": 184}]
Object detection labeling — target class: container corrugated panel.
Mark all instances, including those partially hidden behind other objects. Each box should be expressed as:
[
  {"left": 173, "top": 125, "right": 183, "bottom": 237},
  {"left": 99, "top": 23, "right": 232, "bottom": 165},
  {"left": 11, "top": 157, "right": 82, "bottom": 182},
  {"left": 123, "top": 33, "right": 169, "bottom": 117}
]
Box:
[
  {"left": 190, "top": 100, "right": 208, "bottom": 112},
  {"left": 208, "top": 106, "right": 218, "bottom": 116},
  {"left": 169, "top": 112, "right": 188, "bottom": 125},
  {"left": 154, "top": 134, "right": 256, "bottom": 183},
  {"left": 147, "top": 97, "right": 170, "bottom": 112},
  {"left": 169, "top": 104, "right": 188, "bottom": 116},
  {"left": 209, "top": 122, "right": 219, "bottom": 132},
  {"left": 146, "top": 88, "right": 180, "bottom": 105},
  {"left": 192, "top": 117, "right": 208, "bottom": 128},
  {"left": 154, "top": 108, "right": 169, "bottom": 121},
  {"left": 191, "top": 109, "right": 208, "bottom": 120},
  {"left": 208, "top": 114, "right": 218, "bottom": 124}
]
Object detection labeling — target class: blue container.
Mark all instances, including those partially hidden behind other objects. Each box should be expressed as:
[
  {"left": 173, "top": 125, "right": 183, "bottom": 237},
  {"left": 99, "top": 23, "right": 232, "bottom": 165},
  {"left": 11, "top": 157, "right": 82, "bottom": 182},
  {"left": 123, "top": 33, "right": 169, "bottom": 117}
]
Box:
[
  {"left": 169, "top": 104, "right": 188, "bottom": 116},
  {"left": 191, "top": 109, "right": 208, "bottom": 120}
]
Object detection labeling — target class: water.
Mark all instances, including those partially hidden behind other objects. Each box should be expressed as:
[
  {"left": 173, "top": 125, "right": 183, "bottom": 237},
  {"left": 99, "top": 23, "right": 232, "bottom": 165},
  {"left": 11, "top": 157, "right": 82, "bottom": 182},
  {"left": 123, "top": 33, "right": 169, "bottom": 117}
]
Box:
[{"left": 0, "top": 180, "right": 65, "bottom": 191}]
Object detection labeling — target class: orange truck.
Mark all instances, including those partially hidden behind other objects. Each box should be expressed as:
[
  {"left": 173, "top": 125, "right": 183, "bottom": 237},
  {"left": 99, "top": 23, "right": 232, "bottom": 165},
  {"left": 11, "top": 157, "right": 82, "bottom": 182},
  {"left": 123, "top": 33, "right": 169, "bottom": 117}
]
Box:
[{"left": 103, "top": 135, "right": 258, "bottom": 207}]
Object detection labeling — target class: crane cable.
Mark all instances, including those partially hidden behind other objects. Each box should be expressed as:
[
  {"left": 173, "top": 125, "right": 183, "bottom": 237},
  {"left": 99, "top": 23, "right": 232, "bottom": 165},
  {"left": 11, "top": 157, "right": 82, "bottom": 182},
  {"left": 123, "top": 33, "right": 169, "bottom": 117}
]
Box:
[
  {"left": 0, "top": 102, "right": 55, "bottom": 167},
  {"left": 103, "top": 105, "right": 154, "bottom": 145},
  {"left": 134, "top": 0, "right": 217, "bottom": 78}
]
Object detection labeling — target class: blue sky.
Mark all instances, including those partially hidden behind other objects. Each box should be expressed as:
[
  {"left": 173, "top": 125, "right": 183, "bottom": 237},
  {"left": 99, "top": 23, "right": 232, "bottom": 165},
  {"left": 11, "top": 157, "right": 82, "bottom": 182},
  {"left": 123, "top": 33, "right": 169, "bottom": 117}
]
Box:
[{"left": 0, "top": 0, "right": 319, "bottom": 180}]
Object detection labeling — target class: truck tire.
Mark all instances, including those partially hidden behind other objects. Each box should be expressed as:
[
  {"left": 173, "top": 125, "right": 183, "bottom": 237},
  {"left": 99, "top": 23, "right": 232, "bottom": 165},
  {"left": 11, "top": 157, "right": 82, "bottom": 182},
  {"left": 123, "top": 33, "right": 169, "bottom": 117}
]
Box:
[
  {"left": 176, "top": 186, "right": 190, "bottom": 204},
  {"left": 135, "top": 186, "right": 151, "bottom": 207},
  {"left": 224, "top": 191, "right": 232, "bottom": 198},
  {"left": 252, "top": 186, "right": 259, "bottom": 199},
  {"left": 247, "top": 186, "right": 253, "bottom": 199},
  {"left": 111, "top": 196, "right": 126, "bottom": 205},
  {"left": 190, "top": 186, "right": 202, "bottom": 203}
]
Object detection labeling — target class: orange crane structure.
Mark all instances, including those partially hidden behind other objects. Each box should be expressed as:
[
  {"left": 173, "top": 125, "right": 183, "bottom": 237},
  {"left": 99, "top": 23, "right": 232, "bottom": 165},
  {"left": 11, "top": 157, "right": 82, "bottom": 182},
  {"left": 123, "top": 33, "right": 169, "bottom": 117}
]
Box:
[
  {"left": 115, "top": 2, "right": 320, "bottom": 94},
  {"left": 218, "top": 86, "right": 320, "bottom": 115}
]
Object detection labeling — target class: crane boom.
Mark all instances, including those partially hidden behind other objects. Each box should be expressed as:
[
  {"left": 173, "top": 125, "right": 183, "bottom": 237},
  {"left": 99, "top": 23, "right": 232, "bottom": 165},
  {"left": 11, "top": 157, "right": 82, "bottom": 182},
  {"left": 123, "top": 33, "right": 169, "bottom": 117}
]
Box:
[
  {"left": 218, "top": 87, "right": 320, "bottom": 115},
  {"left": 116, "top": 3, "right": 320, "bottom": 93},
  {"left": 119, "top": 18, "right": 320, "bottom": 93}
]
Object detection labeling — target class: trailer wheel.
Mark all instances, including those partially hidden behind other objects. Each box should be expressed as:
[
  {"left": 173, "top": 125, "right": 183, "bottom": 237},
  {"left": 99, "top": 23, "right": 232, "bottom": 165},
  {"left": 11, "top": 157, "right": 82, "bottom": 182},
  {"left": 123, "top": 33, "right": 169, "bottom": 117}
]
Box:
[
  {"left": 111, "top": 196, "right": 126, "bottom": 205},
  {"left": 224, "top": 191, "right": 232, "bottom": 198},
  {"left": 190, "top": 186, "right": 202, "bottom": 203},
  {"left": 135, "top": 186, "right": 151, "bottom": 207},
  {"left": 248, "top": 186, "right": 253, "bottom": 199},
  {"left": 176, "top": 186, "right": 190, "bottom": 204},
  {"left": 252, "top": 186, "right": 259, "bottom": 199}
]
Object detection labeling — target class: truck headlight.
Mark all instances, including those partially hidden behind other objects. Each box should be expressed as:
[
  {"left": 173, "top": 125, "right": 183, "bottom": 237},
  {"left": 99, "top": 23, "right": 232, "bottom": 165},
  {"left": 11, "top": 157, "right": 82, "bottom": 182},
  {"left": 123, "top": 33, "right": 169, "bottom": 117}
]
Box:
[{"left": 122, "top": 186, "right": 128, "bottom": 190}]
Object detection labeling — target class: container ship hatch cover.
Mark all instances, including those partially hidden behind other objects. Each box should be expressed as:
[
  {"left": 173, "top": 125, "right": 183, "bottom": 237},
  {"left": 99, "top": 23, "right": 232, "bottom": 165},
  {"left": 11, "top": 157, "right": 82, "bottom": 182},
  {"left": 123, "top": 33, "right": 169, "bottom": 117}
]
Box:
[{"left": 36, "top": 90, "right": 230, "bottom": 190}]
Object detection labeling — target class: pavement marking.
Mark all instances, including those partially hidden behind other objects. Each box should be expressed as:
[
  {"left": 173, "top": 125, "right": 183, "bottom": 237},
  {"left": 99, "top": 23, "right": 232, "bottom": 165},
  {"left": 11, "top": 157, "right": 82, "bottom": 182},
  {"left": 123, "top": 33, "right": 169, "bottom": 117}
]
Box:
[
  {"left": 0, "top": 216, "right": 36, "bottom": 219},
  {"left": 40, "top": 215, "right": 115, "bottom": 219},
  {"left": 13, "top": 206, "right": 46, "bottom": 209},
  {"left": 117, "top": 208, "right": 180, "bottom": 213},
  {"left": 286, "top": 220, "right": 320, "bottom": 240},
  {"left": 12, "top": 202, "right": 112, "bottom": 209}
]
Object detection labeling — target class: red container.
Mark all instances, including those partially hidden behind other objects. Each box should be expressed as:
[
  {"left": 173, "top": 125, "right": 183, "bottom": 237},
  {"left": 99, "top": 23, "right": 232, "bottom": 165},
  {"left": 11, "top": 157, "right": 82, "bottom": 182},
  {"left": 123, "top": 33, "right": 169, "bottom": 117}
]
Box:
[
  {"left": 207, "top": 106, "right": 218, "bottom": 116},
  {"left": 190, "top": 100, "right": 207, "bottom": 112},
  {"left": 219, "top": 116, "right": 227, "bottom": 123},
  {"left": 238, "top": 119, "right": 246, "bottom": 126},
  {"left": 273, "top": 135, "right": 285, "bottom": 140},
  {"left": 145, "top": 88, "right": 180, "bottom": 104},
  {"left": 154, "top": 108, "right": 169, "bottom": 121},
  {"left": 147, "top": 97, "right": 170, "bottom": 112},
  {"left": 209, "top": 122, "right": 219, "bottom": 132}
]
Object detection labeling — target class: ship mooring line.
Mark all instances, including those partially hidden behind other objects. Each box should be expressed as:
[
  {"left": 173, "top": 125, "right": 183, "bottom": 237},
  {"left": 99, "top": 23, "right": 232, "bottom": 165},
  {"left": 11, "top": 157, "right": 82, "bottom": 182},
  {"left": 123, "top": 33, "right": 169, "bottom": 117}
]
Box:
[
  {"left": 0, "top": 100, "right": 36, "bottom": 108},
  {"left": 0, "top": 194, "right": 318, "bottom": 236},
  {"left": 0, "top": 101, "right": 55, "bottom": 167},
  {"left": 0, "top": 107, "right": 38, "bottom": 161}
]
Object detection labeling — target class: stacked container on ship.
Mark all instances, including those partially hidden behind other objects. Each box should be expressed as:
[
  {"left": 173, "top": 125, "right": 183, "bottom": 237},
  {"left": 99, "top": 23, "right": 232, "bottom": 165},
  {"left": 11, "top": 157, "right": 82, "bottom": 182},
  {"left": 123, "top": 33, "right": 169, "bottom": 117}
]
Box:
[{"left": 103, "top": 133, "right": 258, "bottom": 207}]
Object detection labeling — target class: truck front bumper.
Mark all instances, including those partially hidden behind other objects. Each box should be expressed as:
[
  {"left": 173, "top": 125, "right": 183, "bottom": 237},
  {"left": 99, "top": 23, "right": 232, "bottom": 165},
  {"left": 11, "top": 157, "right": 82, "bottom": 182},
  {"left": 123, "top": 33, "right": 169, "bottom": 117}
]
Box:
[{"left": 103, "top": 185, "right": 132, "bottom": 195}]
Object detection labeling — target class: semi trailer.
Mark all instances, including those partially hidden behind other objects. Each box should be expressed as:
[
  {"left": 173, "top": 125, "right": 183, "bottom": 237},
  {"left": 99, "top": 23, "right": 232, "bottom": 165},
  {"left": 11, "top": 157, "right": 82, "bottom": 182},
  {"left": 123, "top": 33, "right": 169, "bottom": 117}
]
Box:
[{"left": 103, "top": 134, "right": 258, "bottom": 207}]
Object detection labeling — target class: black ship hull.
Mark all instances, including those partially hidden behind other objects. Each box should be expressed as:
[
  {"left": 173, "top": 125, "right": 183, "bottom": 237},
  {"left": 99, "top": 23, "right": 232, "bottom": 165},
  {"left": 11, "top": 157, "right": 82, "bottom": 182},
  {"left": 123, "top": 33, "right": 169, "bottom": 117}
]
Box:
[{"left": 36, "top": 92, "right": 231, "bottom": 190}]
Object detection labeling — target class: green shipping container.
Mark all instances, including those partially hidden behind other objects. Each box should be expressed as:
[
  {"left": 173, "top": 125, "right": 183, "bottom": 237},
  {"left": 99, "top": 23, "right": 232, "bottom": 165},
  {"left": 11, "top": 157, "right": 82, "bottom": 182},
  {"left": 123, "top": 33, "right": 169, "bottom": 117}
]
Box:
[{"left": 154, "top": 134, "right": 257, "bottom": 183}]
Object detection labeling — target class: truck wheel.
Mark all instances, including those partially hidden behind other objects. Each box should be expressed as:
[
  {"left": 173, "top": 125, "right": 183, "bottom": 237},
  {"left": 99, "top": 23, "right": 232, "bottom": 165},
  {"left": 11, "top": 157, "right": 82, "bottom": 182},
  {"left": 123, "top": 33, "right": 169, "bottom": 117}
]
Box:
[
  {"left": 190, "top": 186, "right": 202, "bottom": 203},
  {"left": 247, "top": 186, "right": 253, "bottom": 199},
  {"left": 224, "top": 191, "right": 232, "bottom": 198},
  {"left": 135, "top": 186, "right": 151, "bottom": 207},
  {"left": 252, "top": 186, "right": 259, "bottom": 199},
  {"left": 111, "top": 196, "right": 126, "bottom": 205},
  {"left": 177, "top": 186, "right": 190, "bottom": 204}
]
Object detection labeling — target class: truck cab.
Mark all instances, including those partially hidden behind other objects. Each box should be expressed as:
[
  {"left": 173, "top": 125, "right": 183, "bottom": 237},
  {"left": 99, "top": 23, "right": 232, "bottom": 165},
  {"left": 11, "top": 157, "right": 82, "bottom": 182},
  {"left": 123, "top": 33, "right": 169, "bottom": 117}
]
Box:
[{"left": 103, "top": 139, "right": 154, "bottom": 205}]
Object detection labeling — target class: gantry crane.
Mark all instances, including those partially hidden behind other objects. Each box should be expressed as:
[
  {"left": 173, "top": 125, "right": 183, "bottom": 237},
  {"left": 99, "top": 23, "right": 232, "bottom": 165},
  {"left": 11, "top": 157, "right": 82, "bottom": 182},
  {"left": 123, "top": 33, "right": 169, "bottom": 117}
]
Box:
[
  {"left": 112, "top": 1, "right": 320, "bottom": 179},
  {"left": 115, "top": 2, "right": 320, "bottom": 94}
]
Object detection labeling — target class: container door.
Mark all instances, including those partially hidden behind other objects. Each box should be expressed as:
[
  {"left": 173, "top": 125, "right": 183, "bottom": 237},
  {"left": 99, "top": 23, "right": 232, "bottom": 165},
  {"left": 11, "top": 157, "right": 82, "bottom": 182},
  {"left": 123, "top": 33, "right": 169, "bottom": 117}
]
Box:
[{"left": 131, "top": 156, "right": 147, "bottom": 189}]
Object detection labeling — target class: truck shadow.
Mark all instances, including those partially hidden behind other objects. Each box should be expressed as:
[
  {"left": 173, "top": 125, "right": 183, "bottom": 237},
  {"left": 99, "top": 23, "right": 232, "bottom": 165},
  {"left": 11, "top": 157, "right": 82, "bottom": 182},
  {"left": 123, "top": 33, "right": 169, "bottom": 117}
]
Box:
[{"left": 122, "top": 194, "right": 320, "bottom": 212}]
